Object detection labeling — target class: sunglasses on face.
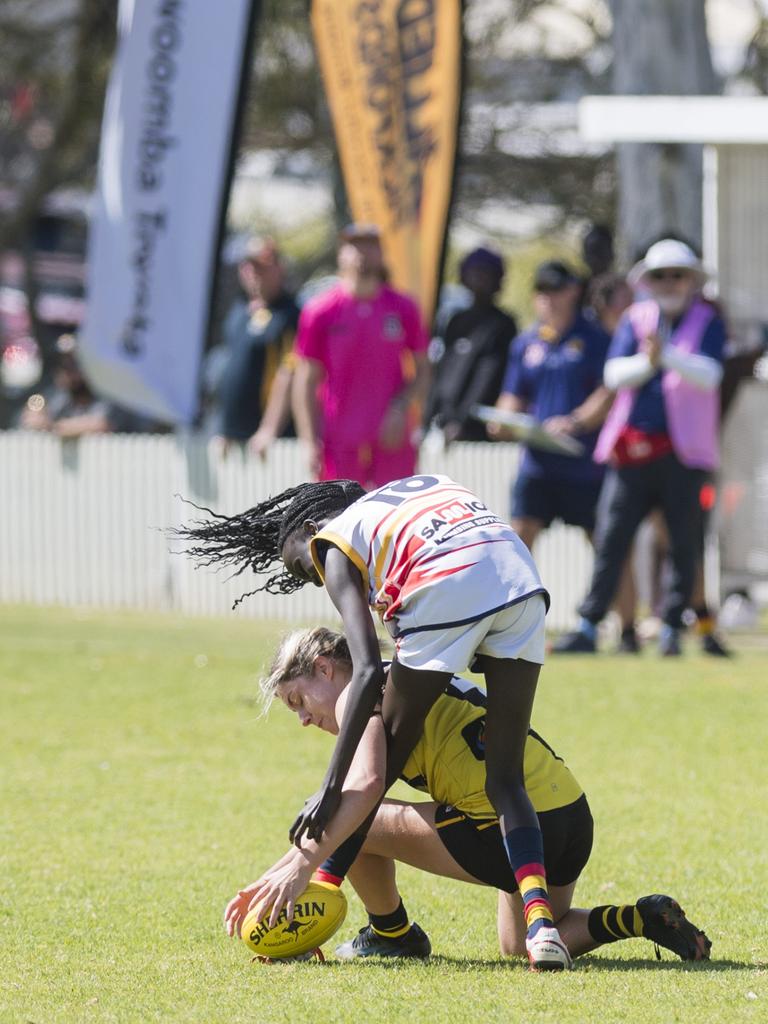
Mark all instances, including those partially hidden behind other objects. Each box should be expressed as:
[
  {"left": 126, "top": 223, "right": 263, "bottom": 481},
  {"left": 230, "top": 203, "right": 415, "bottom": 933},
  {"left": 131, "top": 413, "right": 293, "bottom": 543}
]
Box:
[
  {"left": 535, "top": 284, "right": 569, "bottom": 295},
  {"left": 649, "top": 269, "right": 689, "bottom": 282}
]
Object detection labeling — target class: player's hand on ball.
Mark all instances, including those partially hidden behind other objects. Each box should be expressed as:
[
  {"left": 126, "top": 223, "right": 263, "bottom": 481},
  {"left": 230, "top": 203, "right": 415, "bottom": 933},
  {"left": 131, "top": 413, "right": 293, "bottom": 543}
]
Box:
[
  {"left": 249, "top": 855, "right": 315, "bottom": 930},
  {"left": 289, "top": 784, "right": 342, "bottom": 845},
  {"left": 225, "top": 883, "right": 261, "bottom": 938},
  {"left": 225, "top": 849, "right": 314, "bottom": 936},
  {"left": 240, "top": 883, "right": 347, "bottom": 960},
  {"left": 224, "top": 848, "right": 297, "bottom": 936}
]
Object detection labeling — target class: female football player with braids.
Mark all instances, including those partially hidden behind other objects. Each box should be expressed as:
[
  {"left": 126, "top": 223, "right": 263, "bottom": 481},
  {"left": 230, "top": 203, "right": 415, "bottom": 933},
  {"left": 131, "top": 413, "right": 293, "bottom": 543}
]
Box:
[
  {"left": 222, "top": 627, "right": 710, "bottom": 964},
  {"left": 179, "top": 474, "right": 568, "bottom": 968}
]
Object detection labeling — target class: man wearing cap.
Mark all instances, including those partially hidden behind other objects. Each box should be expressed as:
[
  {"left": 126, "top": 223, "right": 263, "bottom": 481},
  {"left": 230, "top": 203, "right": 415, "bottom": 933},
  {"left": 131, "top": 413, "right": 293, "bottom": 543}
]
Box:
[
  {"left": 424, "top": 245, "right": 517, "bottom": 445},
  {"left": 490, "top": 260, "right": 614, "bottom": 552},
  {"left": 553, "top": 239, "right": 726, "bottom": 656},
  {"left": 292, "top": 224, "right": 430, "bottom": 488}
]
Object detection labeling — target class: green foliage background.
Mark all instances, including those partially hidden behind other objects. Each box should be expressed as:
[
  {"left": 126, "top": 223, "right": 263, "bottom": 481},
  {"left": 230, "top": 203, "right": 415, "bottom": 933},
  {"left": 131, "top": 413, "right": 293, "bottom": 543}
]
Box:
[{"left": 1, "top": 607, "right": 766, "bottom": 1023}]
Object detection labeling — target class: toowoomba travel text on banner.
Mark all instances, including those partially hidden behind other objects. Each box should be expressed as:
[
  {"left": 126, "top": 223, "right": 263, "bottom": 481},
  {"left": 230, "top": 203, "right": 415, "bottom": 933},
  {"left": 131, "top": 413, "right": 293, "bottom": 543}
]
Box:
[
  {"left": 311, "top": 0, "right": 463, "bottom": 325},
  {"left": 80, "top": 0, "right": 260, "bottom": 424}
]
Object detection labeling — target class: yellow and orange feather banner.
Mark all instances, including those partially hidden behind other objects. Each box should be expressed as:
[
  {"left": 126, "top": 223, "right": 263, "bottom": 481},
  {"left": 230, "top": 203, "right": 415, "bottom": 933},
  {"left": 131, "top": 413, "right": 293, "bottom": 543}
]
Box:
[{"left": 311, "top": 0, "right": 463, "bottom": 325}]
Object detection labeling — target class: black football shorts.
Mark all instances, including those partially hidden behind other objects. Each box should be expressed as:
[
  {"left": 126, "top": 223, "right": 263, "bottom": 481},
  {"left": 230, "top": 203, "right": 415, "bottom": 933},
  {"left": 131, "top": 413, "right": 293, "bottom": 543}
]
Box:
[{"left": 434, "top": 794, "right": 594, "bottom": 891}]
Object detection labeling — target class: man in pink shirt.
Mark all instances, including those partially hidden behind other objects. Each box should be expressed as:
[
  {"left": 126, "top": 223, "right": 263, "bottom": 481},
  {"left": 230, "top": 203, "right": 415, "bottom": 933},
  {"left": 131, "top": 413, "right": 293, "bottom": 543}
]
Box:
[{"left": 292, "top": 224, "right": 430, "bottom": 489}]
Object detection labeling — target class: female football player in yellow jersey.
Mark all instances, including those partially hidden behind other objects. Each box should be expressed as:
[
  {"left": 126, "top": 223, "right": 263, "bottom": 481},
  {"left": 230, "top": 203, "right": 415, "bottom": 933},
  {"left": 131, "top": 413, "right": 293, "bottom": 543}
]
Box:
[
  {"left": 223, "top": 628, "right": 711, "bottom": 964},
  {"left": 179, "top": 474, "right": 571, "bottom": 969}
]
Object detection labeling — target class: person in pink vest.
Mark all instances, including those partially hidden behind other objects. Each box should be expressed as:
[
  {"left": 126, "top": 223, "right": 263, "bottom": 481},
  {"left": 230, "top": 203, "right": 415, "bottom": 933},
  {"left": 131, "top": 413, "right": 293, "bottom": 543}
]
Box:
[
  {"left": 553, "top": 239, "right": 725, "bottom": 657},
  {"left": 292, "top": 224, "right": 430, "bottom": 490}
]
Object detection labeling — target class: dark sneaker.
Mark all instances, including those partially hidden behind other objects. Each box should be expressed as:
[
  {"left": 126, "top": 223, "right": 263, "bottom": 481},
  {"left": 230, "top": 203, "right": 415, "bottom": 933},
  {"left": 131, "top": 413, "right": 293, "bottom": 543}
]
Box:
[
  {"left": 701, "top": 632, "right": 732, "bottom": 657},
  {"left": 551, "top": 630, "right": 597, "bottom": 654},
  {"left": 335, "top": 922, "right": 431, "bottom": 960},
  {"left": 636, "top": 895, "right": 712, "bottom": 961},
  {"left": 616, "top": 628, "right": 641, "bottom": 654},
  {"left": 658, "top": 628, "right": 681, "bottom": 657}
]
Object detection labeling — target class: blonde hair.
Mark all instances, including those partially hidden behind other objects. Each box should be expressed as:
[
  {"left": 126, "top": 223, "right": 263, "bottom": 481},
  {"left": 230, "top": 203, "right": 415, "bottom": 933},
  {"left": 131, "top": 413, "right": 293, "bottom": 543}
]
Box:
[{"left": 259, "top": 627, "right": 352, "bottom": 713}]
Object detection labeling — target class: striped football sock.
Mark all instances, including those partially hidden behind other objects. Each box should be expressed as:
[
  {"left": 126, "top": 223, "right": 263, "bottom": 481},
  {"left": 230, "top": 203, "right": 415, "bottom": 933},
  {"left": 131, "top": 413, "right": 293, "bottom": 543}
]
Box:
[
  {"left": 313, "top": 869, "right": 343, "bottom": 887},
  {"left": 503, "top": 826, "right": 555, "bottom": 937},
  {"left": 588, "top": 905, "right": 644, "bottom": 944},
  {"left": 369, "top": 899, "right": 410, "bottom": 939},
  {"left": 694, "top": 608, "right": 715, "bottom": 636},
  {"left": 315, "top": 829, "right": 368, "bottom": 885}
]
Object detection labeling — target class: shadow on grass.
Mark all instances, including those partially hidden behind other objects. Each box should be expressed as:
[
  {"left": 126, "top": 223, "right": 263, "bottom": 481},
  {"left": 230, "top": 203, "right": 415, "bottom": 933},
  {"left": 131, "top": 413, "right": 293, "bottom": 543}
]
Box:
[
  {"left": 573, "top": 956, "right": 758, "bottom": 972},
  {"left": 293, "top": 955, "right": 759, "bottom": 973}
]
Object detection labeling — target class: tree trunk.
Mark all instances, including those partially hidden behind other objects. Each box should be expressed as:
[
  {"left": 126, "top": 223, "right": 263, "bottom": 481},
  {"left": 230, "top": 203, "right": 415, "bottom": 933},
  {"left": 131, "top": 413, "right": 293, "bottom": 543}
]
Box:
[{"left": 610, "top": 0, "right": 719, "bottom": 262}]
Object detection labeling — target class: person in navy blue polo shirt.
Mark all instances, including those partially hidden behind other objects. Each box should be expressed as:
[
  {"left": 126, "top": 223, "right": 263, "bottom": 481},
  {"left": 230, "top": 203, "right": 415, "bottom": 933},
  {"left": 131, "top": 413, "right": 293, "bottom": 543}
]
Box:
[{"left": 489, "top": 261, "right": 614, "bottom": 553}]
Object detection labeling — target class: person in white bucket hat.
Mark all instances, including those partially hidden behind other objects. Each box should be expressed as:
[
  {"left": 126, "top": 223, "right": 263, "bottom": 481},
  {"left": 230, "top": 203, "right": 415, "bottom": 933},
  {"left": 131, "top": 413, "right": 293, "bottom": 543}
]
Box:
[
  {"left": 553, "top": 238, "right": 726, "bottom": 657},
  {"left": 628, "top": 238, "right": 708, "bottom": 295}
]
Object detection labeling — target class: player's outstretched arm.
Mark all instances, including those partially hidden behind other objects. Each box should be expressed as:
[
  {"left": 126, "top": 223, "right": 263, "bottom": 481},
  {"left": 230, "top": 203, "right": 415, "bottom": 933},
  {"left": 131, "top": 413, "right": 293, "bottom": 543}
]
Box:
[
  {"left": 290, "top": 547, "right": 385, "bottom": 845},
  {"left": 225, "top": 699, "right": 386, "bottom": 937}
]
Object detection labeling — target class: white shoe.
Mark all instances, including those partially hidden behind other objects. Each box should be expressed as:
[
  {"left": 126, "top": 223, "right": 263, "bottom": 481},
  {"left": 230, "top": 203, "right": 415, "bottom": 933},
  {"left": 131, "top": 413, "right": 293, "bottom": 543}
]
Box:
[{"left": 526, "top": 926, "right": 572, "bottom": 971}]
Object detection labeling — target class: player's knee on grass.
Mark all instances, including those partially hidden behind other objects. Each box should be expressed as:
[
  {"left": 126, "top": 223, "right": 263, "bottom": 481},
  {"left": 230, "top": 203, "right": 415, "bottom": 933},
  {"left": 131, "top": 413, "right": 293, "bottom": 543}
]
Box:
[
  {"left": 500, "top": 936, "right": 527, "bottom": 957},
  {"left": 497, "top": 892, "right": 526, "bottom": 957}
]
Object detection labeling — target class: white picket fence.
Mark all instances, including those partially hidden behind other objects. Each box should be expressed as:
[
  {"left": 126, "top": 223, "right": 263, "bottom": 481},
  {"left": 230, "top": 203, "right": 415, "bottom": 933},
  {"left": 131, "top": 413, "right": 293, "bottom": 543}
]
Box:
[{"left": 0, "top": 432, "right": 594, "bottom": 629}]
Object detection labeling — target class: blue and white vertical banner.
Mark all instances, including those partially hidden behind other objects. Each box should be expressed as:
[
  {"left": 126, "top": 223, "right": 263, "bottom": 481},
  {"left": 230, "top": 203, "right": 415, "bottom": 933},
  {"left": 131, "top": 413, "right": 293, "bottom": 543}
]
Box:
[{"left": 80, "top": 0, "right": 260, "bottom": 424}]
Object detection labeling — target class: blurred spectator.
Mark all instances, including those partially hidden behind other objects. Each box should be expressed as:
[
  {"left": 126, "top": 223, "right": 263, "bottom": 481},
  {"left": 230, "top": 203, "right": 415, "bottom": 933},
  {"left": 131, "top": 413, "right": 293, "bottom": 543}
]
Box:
[
  {"left": 292, "top": 223, "right": 430, "bottom": 488},
  {"left": 424, "top": 246, "right": 516, "bottom": 446},
  {"left": 590, "top": 257, "right": 731, "bottom": 654},
  {"left": 594, "top": 280, "right": 737, "bottom": 655},
  {"left": 490, "top": 260, "right": 614, "bottom": 552},
  {"left": 631, "top": 306, "right": 759, "bottom": 658},
  {"left": 581, "top": 224, "right": 615, "bottom": 279},
  {"left": 553, "top": 239, "right": 727, "bottom": 657},
  {"left": 430, "top": 281, "right": 472, "bottom": 342},
  {"left": 247, "top": 351, "right": 298, "bottom": 459},
  {"left": 585, "top": 273, "right": 633, "bottom": 336},
  {"left": 589, "top": 272, "right": 665, "bottom": 652},
  {"left": 212, "top": 238, "right": 299, "bottom": 455},
  {"left": 19, "top": 333, "right": 148, "bottom": 437}
]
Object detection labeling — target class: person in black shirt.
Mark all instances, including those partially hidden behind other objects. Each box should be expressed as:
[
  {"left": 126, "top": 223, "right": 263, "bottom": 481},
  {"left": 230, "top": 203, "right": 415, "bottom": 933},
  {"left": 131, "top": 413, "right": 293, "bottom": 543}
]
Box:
[
  {"left": 581, "top": 224, "right": 615, "bottom": 281},
  {"left": 213, "top": 238, "right": 300, "bottom": 454},
  {"left": 424, "top": 246, "right": 517, "bottom": 445}
]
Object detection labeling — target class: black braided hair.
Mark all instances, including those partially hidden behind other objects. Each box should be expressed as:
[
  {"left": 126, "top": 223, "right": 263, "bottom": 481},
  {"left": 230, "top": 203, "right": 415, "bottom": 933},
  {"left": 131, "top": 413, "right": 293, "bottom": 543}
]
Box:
[{"left": 172, "top": 479, "right": 366, "bottom": 606}]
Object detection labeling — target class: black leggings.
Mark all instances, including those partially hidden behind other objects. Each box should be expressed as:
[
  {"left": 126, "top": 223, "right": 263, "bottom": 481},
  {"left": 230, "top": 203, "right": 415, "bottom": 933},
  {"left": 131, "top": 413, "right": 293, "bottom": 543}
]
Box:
[{"left": 579, "top": 454, "right": 704, "bottom": 629}]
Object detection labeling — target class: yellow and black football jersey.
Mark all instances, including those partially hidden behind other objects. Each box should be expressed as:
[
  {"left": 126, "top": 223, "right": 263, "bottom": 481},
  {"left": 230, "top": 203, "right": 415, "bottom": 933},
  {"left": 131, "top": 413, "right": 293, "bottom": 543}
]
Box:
[{"left": 401, "top": 675, "right": 583, "bottom": 817}]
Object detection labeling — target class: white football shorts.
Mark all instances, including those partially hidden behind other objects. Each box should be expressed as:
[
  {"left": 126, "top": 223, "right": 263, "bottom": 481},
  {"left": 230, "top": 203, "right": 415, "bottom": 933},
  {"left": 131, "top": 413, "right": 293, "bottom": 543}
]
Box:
[{"left": 394, "top": 593, "right": 547, "bottom": 673}]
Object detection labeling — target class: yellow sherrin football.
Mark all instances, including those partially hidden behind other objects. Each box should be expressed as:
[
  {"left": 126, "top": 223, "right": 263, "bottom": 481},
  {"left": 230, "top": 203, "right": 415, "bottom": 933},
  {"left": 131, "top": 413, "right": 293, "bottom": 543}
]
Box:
[{"left": 240, "top": 881, "right": 348, "bottom": 959}]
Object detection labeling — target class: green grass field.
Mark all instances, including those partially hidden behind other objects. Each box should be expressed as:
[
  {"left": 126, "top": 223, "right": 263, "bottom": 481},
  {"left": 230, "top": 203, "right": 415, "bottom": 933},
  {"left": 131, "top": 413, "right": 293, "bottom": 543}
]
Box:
[{"left": 2, "top": 606, "right": 766, "bottom": 1024}]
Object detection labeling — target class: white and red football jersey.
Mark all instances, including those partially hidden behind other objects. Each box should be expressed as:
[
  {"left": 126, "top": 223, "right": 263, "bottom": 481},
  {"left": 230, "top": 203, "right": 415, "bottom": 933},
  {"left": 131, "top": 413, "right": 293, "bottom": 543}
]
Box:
[{"left": 310, "top": 475, "right": 548, "bottom": 636}]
